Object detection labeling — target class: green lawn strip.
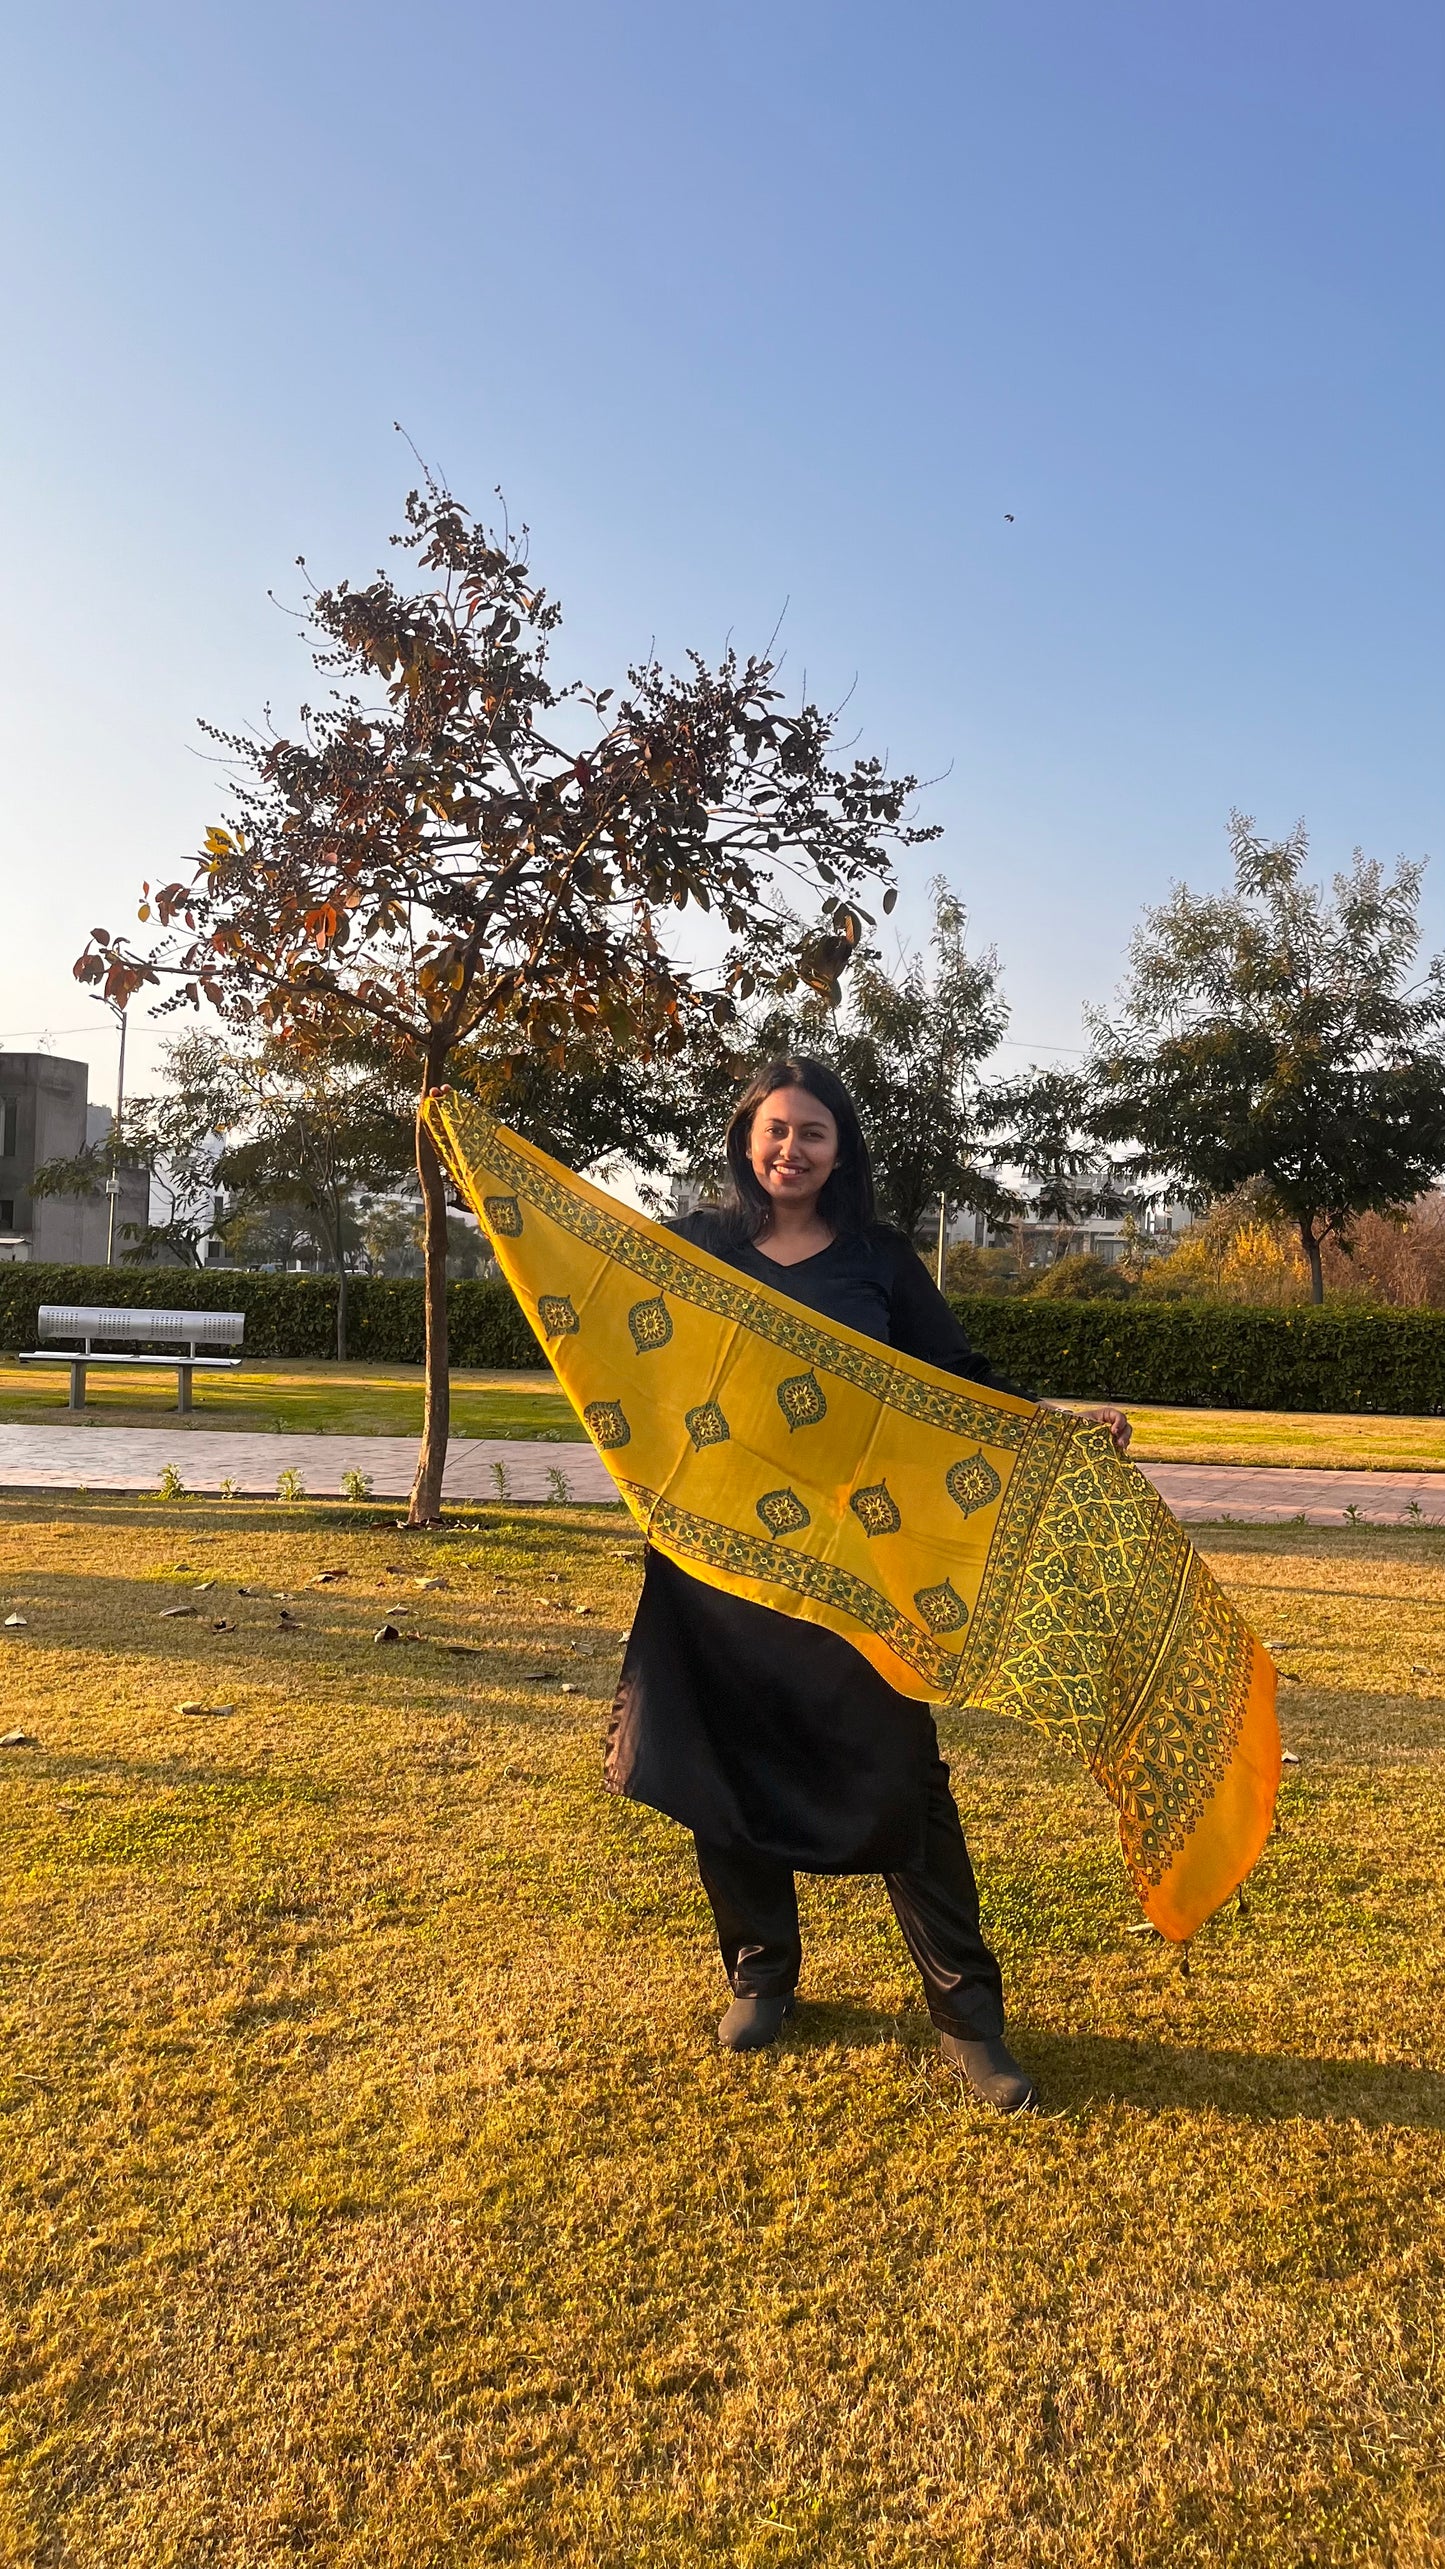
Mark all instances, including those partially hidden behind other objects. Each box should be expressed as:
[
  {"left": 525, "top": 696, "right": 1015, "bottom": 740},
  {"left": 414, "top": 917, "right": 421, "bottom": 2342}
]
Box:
[
  {"left": 1062, "top": 1400, "right": 1445, "bottom": 1473},
  {"left": 0, "top": 1501, "right": 1442, "bottom": 2564},
  {"left": 9, "top": 1352, "right": 1445, "bottom": 1472},
  {"left": 0, "top": 1357, "right": 586, "bottom": 1440}
]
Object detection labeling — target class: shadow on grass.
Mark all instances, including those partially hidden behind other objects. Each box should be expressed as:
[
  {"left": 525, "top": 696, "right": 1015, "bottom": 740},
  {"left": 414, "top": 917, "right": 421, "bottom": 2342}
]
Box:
[{"left": 787, "top": 2000, "right": 1445, "bottom": 2129}]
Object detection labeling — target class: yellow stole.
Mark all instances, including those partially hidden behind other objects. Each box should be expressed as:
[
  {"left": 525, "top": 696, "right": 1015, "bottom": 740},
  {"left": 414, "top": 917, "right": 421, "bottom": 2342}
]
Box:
[{"left": 425, "top": 1095, "right": 1280, "bottom": 1940}]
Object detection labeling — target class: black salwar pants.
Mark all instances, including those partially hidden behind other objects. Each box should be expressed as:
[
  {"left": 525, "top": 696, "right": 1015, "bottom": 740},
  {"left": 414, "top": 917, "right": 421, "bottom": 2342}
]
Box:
[{"left": 694, "top": 1753, "right": 1006, "bottom": 2041}]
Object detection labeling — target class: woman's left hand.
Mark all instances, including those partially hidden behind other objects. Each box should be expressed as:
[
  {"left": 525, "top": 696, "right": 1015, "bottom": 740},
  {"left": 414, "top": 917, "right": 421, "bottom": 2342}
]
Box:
[{"left": 1080, "top": 1405, "right": 1132, "bottom": 1454}]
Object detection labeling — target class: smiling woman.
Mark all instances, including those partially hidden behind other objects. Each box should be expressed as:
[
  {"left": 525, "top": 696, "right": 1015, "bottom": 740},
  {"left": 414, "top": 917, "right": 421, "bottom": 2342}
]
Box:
[{"left": 608, "top": 1058, "right": 1046, "bottom": 2107}]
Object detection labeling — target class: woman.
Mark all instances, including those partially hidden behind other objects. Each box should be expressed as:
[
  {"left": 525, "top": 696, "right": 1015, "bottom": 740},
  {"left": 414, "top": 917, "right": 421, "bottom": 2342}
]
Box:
[{"left": 607, "top": 1059, "right": 1131, "bottom": 2112}]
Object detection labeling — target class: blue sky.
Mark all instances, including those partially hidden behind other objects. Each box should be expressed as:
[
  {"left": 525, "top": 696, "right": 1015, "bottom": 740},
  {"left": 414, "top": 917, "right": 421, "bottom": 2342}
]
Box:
[{"left": 1, "top": 0, "right": 1440, "bottom": 1108}]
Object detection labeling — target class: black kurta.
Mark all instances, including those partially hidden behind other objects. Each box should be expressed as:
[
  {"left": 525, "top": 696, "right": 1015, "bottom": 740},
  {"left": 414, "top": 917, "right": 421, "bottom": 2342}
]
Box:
[{"left": 605, "top": 1218, "right": 1017, "bottom": 1874}]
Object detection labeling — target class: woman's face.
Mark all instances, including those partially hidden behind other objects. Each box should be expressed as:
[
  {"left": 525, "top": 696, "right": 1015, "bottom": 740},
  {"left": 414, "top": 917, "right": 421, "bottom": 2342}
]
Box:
[{"left": 747, "top": 1085, "right": 840, "bottom": 1216}]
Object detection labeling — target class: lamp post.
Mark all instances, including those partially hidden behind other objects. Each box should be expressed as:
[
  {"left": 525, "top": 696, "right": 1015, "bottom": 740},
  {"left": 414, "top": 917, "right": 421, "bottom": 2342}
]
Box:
[{"left": 91, "top": 996, "right": 127, "bottom": 1268}]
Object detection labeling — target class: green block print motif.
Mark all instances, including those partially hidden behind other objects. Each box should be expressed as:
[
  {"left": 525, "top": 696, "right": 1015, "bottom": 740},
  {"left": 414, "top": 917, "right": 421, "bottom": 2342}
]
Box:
[
  {"left": 850, "top": 1482, "right": 902, "bottom": 1538},
  {"left": 756, "top": 1488, "right": 812, "bottom": 1538},
  {"left": 685, "top": 1401, "right": 730, "bottom": 1451},
  {"left": 483, "top": 1194, "right": 523, "bottom": 1236},
  {"left": 913, "top": 1579, "right": 970, "bottom": 1633},
  {"left": 946, "top": 1450, "right": 1003, "bottom": 1517},
  {"left": 583, "top": 1400, "right": 631, "bottom": 1450},
  {"left": 537, "top": 1295, "right": 579, "bottom": 1339},
  {"left": 628, "top": 1295, "right": 674, "bottom": 1353},
  {"left": 777, "top": 1370, "right": 828, "bottom": 1431}
]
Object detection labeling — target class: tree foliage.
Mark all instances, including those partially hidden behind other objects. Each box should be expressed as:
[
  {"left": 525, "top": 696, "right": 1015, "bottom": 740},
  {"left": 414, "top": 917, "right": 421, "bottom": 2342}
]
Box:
[
  {"left": 1091, "top": 816, "right": 1445, "bottom": 1302},
  {"left": 75, "top": 472, "right": 934, "bottom": 1517},
  {"left": 828, "top": 882, "right": 1014, "bottom": 1237},
  {"left": 215, "top": 1038, "right": 414, "bottom": 1354}
]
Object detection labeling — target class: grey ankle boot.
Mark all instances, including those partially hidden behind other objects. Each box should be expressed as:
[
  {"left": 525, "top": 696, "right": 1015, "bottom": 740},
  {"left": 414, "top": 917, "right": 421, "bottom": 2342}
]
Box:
[
  {"left": 938, "top": 2031, "right": 1038, "bottom": 2113},
  {"left": 718, "top": 1993, "right": 796, "bottom": 2052}
]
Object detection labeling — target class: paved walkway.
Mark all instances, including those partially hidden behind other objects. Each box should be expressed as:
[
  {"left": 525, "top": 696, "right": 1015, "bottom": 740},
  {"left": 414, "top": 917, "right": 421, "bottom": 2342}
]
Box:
[
  {"left": 2, "top": 1423, "right": 1444, "bottom": 1523},
  {"left": 0, "top": 1425, "right": 613, "bottom": 1504}
]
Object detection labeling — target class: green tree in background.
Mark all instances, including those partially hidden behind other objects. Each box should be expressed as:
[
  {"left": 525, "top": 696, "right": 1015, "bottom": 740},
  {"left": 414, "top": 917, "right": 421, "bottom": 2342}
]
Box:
[
  {"left": 670, "top": 881, "right": 1018, "bottom": 1251},
  {"left": 830, "top": 881, "right": 1015, "bottom": 1244},
  {"left": 1091, "top": 815, "right": 1445, "bottom": 1303},
  {"left": 215, "top": 1039, "right": 414, "bottom": 1357},
  {"left": 76, "top": 470, "right": 932, "bottom": 1520}
]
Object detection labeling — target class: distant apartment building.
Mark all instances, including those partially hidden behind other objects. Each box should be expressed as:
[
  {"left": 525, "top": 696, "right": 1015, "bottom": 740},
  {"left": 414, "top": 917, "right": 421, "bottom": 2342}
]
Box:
[
  {"left": 668, "top": 1173, "right": 1188, "bottom": 1263},
  {"left": 0, "top": 1054, "right": 149, "bottom": 1264}
]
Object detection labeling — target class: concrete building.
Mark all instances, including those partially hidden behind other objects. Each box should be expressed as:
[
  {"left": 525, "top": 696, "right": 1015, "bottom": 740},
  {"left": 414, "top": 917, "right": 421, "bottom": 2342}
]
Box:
[{"left": 0, "top": 1054, "right": 149, "bottom": 1265}]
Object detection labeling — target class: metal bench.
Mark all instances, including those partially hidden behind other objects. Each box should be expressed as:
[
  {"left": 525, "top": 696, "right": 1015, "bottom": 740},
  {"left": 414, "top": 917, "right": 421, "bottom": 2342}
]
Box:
[{"left": 18, "top": 1305, "right": 246, "bottom": 1412}]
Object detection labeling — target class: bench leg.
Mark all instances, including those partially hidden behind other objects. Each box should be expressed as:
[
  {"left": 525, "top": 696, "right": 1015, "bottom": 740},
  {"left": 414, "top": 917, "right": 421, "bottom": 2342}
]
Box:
[
  {"left": 177, "top": 1366, "right": 193, "bottom": 1415},
  {"left": 69, "top": 1361, "right": 86, "bottom": 1411}
]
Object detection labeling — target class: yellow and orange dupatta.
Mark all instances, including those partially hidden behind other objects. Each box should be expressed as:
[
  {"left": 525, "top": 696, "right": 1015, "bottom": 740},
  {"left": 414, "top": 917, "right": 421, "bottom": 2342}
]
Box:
[{"left": 426, "top": 1095, "right": 1280, "bottom": 1941}]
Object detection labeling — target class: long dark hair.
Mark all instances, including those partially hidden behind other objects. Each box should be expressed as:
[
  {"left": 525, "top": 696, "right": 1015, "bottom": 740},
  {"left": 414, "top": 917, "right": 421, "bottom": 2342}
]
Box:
[{"left": 722, "top": 1057, "right": 876, "bottom": 1244}]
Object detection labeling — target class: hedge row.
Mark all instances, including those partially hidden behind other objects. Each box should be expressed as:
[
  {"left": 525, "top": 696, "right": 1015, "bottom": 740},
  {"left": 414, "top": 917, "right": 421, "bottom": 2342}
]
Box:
[
  {"left": 8, "top": 1262, "right": 1445, "bottom": 1412},
  {"left": 0, "top": 1264, "right": 538, "bottom": 1369},
  {"left": 948, "top": 1296, "right": 1445, "bottom": 1415}
]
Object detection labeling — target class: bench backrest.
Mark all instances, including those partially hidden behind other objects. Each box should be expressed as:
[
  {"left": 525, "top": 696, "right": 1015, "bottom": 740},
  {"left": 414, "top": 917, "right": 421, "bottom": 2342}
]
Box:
[{"left": 38, "top": 1305, "right": 246, "bottom": 1355}]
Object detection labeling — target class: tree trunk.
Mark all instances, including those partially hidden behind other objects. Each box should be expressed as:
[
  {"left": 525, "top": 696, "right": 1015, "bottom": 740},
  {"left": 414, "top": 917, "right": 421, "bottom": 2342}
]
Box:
[
  {"left": 409, "top": 1073, "right": 451, "bottom": 1525},
  {"left": 1300, "top": 1218, "right": 1325, "bottom": 1305}
]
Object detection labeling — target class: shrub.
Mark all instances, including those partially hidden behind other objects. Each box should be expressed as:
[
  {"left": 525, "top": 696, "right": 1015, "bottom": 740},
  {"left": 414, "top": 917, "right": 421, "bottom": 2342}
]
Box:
[
  {"left": 1024, "top": 1255, "right": 1135, "bottom": 1302},
  {"left": 949, "top": 1296, "right": 1445, "bottom": 1414}
]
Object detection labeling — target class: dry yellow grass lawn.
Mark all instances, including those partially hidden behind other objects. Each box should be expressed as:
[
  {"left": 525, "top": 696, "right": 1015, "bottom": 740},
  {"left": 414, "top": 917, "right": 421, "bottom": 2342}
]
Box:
[{"left": 0, "top": 1494, "right": 1442, "bottom": 2567}]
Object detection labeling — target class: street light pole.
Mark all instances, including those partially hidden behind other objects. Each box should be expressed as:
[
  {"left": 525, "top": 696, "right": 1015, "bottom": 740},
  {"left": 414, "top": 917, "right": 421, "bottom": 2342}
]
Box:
[{"left": 99, "top": 1001, "right": 127, "bottom": 1268}]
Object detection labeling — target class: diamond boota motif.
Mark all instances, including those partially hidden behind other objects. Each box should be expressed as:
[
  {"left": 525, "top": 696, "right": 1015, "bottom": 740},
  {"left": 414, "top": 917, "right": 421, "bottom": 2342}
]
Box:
[
  {"left": 685, "top": 1400, "right": 730, "bottom": 1450},
  {"left": 850, "top": 1481, "right": 902, "bottom": 1538}
]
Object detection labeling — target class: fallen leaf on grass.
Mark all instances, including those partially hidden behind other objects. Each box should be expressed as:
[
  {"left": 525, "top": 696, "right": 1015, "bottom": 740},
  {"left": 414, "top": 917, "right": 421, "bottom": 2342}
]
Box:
[
  {"left": 311, "top": 1569, "right": 348, "bottom": 1585},
  {"left": 560, "top": 1682, "right": 581, "bottom": 1695},
  {"left": 178, "top": 1702, "right": 235, "bottom": 1718},
  {"left": 210, "top": 1618, "right": 237, "bottom": 1633},
  {"left": 374, "top": 1624, "right": 401, "bottom": 1644},
  {"left": 4, "top": 1614, "right": 28, "bottom": 1629},
  {"left": 520, "top": 1670, "right": 561, "bottom": 1683},
  {"left": 159, "top": 1606, "right": 198, "bottom": 1620},
  {"left": 414, "top": 1576, "right": 446, "bottom": 1590},
  {"left": 1281, "top": 1750, "right": 1302, "bottom": 1765},
  {"left": 193, "top": 1581, "right": 216, "bottom": 1593},
  {"left": 1126, "top": 1921, "right": 1161, "bottom": 1937},
  {"left": 1, "top": 1728, "right": 37, "bottom": 1747},
  {"left": 277, "top": 1612, "right": 302, "bottom": 1631}
]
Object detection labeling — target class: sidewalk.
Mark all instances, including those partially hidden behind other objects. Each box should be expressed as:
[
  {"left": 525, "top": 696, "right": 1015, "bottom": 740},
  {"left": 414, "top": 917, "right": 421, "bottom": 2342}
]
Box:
[
  {"left": 2, "top": 1423, "right": 1444, "bottom": 1523},
  {"left": 0, "top": 1425, "right": 612, "bottom": 1504}
]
